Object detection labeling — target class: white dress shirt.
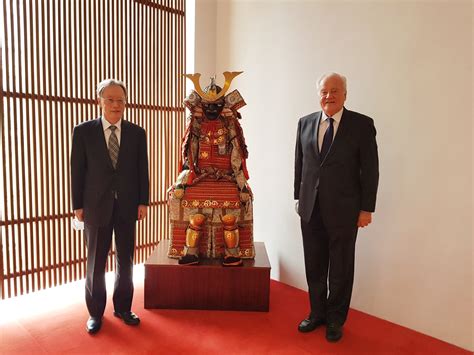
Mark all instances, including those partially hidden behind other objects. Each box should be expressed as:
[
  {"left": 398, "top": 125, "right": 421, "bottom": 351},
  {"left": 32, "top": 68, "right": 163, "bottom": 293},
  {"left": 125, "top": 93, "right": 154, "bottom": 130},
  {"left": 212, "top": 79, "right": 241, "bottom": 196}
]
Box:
[{"left": 317, "top": 107, "right": 343, "bottom": 151}]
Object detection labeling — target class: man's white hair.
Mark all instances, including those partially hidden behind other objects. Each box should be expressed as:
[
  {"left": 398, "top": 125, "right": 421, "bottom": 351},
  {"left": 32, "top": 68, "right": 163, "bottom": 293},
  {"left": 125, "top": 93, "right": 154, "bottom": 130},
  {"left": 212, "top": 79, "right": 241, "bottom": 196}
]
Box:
[
  {"left": 317, "top": 72, "right": 347, "bottom": 92},
  {"left": 97, "top": 79, "right": 127, "bottom": 98}
]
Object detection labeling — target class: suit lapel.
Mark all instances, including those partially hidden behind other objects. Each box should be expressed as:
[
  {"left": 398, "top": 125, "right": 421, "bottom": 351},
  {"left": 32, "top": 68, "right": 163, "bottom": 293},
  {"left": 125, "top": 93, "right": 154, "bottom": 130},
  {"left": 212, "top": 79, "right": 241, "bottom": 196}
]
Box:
[
  {"left": 117, "top": 120, "right": 129, "bottom": 169},
  {"left": 311, "top": 112, "right": 322, "bottom": 158}
]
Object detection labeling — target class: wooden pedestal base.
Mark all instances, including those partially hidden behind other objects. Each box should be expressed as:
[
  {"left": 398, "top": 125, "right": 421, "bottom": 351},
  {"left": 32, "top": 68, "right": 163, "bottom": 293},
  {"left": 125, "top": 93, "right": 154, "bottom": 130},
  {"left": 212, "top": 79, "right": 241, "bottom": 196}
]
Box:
[{"left": 144, "top": 240, "right": 271, "bottom": 311}]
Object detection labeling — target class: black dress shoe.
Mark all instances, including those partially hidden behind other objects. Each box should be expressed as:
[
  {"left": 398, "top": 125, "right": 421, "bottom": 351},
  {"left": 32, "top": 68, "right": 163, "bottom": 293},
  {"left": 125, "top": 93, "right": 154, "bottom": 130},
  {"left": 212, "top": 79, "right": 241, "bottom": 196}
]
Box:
[
  {"left": 298, "top": 317, "right": 326, "bottom": 333},
  {"left": 222, "top": 256, "right": 243, "bottom": 267},
  {"left": 86, "top": 317, "right": 102, "bottom": 334},
  {"left": 326, "top": 323, "right": 343, "bottom": 342},
  {"left": 178, "top": 254, "right": 199, "bottom": 265},
  {"left": 114, "top": 311, "right": 140, "bottom": 326}
]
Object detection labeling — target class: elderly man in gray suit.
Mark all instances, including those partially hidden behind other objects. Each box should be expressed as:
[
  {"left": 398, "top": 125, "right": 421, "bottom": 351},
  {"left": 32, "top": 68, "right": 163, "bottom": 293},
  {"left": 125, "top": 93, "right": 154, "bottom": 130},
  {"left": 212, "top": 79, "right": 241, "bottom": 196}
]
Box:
[{"left": 294, "top": 72, "right": 379, "bottom": 342}]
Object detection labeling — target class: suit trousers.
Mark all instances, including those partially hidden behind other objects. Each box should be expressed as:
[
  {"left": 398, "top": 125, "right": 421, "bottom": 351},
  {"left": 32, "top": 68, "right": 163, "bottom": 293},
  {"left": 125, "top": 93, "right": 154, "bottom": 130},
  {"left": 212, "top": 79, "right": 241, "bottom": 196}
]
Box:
[
  {"left": 84, "top": 200, "right": 136, "bottom": 318},
  {"left": 301, "top": 196, "right": 358, "bottom": 325}
]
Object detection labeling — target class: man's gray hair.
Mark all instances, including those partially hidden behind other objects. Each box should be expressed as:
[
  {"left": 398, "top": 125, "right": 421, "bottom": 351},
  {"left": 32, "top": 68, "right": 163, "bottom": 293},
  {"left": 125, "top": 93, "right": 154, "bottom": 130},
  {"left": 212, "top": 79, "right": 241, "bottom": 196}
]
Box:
[
  {"left": 317, "top": 72, "right": 347, "bottom": 92},
  {"left": 97, "top": 79, "right": 127, "bottom": 98}
]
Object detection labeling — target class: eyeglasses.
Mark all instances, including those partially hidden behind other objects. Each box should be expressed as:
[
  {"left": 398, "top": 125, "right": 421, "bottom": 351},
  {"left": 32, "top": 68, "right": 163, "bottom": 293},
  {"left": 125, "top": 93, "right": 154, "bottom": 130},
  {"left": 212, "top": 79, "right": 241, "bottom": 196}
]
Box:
[{"left": 102, "top": 97, "right": 126, "bottom": 105}]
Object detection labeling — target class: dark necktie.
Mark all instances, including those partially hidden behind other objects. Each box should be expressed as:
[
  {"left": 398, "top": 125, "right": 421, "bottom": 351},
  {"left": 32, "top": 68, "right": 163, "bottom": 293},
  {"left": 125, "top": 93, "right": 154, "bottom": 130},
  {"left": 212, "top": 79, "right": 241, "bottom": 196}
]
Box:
[
  {"left": 320, "top": 117, "right": 334, "bottom": 162},
  {"left": 108, "top": 125, "right": 119, "bottom": 169}
]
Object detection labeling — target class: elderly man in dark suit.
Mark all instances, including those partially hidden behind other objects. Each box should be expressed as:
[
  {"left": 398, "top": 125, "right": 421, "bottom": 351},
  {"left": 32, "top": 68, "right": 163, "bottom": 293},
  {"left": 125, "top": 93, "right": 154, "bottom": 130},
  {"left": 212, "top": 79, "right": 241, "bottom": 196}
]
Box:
[
  {"left": 294, "top": 72, "right": 379, "bottom": 342},
  {"left": 71, "top": 79, "right": 149, "bottom": 334}
]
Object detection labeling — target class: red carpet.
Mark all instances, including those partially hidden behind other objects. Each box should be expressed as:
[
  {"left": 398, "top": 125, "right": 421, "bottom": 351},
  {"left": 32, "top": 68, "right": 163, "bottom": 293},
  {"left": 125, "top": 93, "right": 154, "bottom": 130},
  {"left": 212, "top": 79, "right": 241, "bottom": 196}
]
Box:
[{"left": 0, "top": 266, "right": 469, "bottom": 354}]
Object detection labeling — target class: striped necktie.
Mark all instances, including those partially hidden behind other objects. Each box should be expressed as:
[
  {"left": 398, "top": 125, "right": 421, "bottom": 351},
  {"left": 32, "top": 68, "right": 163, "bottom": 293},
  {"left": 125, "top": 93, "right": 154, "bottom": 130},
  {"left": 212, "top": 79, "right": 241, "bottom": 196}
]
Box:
[{"left": 108, "top": 125, "right": 119, "bottom": 169}]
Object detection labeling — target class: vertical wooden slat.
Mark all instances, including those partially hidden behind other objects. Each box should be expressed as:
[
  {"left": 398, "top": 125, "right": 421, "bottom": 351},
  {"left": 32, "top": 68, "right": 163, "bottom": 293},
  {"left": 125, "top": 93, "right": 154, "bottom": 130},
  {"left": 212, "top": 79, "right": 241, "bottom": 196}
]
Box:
[
  {"left": 3, "top": 0, "right": 10, "bottom": 297},
  {"left": 50, "top": 0, "right": 58, "bottom": 288},
  {"left": 24, "top": 0, "right": 33, "bottom": 293},
  {"left": 17, "top": 0, "right": 28, "bottom": 294},
  {"left": 163, "top": 0, "right": 168, "bottom": 244},
  {"left": 58, "top": 0, "right": 64, "bottom": 285},
  {"left": 9, "top": 0, "right": 19, "bottom": 297},
  {"left": 44, "top": 0, "right": 53, "bottom": 289},
  {"left": 118, "top": 0, "right": 122, "bottom": 81},
  {"left": 86, "top": 0, "right": 91, "bottom": 171},
  {"left": 148, "top": 0, "right": 153, "bottom": 254},
  {"left": 159, "top": 0, "right": 164, "bottom": 245},
  {"left": 91, "top": 0, "right": 95, "bottom": 117},
  {"left": 163, "top": 0, "right": 168, "bottom": 234},
  {"left": 150, "top": 0, "right": 155, "bottom": 253},
  {"left": 157, "top": 0, "right": 161, "bottom": 248},
  {"left": 57, "top": 0, "right": 66, "bottom": 286},
  {"left": 146, "top": 0, "right": 151, "bottom": 260},
  {"left": 66, "top": 0, "right": 73, "bottom": 283},
  {"left": 12, "top": 0, "right": 21, "bottom": 294},
  {"left": 32, "top": 0, "right": 40, "bottom": 293},
  {"left": 43, "top": 0, "right": 50, "bottom": 288},
  {"left": 111, "top": 0, "right": 114, "bottom": 79},
  {"left": 166, "top": 0, "right": 171, "bottom": 210},
  {"left": 149, "top": 0, "right": 153, "bottom": 251},
  {"left": 174, "top": 0, "right": 178, "bottom": 188},
  {"left": 180, "top": 0, "right": 185, "bottom": 182},
  {"left": 0, "top": 43, "right": 5, "bottom": 299},
  {"left": 38, "top": 0, "right": 44, "bottom": 290},
  {"left": 125, "top": 0, "right": 128, "bottom": 85},
  {"left": 46, "top": 0, "right": 54, "bottom": 289},
  {"left": 37, "top": 0, "right": 45, "bottom": 291},
  {"left": 144, "top": 1, "right": 149, "bottom": 261},
  {"left": 153, "top": 0, "right": 158, "bottom": 249}
]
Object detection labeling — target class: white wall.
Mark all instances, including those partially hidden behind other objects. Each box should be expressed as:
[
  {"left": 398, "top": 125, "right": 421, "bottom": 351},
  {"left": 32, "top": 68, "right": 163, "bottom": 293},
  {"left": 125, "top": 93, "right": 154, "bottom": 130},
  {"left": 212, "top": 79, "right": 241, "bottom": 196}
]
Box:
[
  {"left": 194, "top": 0, "right": 218, "bottom": 86},
  {"left": 193, "top": 0, "right": 473, "bottom": 350}
]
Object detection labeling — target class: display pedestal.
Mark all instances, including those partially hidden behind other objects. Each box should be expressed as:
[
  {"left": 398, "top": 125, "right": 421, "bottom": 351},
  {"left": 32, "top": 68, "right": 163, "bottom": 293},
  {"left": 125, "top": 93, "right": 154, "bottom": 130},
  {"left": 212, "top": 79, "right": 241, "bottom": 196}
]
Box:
[{"left": 144, "top": 240, "right": 271, "bottom": 311}]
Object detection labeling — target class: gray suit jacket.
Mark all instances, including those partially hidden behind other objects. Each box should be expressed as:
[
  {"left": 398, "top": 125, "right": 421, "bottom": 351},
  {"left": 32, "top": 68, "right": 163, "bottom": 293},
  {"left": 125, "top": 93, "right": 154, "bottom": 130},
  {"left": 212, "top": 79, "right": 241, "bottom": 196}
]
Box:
[{"left": 294, "top": 108, "right": 379, "bottom": 226}]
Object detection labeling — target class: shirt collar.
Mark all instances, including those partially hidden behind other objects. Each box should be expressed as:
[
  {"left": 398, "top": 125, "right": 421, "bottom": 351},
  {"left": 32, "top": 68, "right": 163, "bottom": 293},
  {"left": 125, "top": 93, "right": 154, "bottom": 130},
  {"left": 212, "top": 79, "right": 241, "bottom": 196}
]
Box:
[
  {"left": 101, "top": 116, "right": 122, "bottom": 131},
  {"left": 322, "top": 107, "right": 344, "bottom": 124}
]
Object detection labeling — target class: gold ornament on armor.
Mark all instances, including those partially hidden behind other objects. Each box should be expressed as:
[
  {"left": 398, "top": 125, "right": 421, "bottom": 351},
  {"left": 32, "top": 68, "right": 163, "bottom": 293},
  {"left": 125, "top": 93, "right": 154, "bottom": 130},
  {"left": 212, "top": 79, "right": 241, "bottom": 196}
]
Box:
[
  {"left": 221, "top": 214, "right": 239, "bottom": 249},
  {"left": 185, "top": 214, "right": 206, "bottom": 248}
]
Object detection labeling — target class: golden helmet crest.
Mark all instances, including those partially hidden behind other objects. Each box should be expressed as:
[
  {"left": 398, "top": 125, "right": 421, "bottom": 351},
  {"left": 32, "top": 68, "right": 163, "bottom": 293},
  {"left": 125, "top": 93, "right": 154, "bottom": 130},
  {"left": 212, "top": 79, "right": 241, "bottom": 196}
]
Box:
[{"left": 185, "top": 71, "right": 243, "bottom": 102}]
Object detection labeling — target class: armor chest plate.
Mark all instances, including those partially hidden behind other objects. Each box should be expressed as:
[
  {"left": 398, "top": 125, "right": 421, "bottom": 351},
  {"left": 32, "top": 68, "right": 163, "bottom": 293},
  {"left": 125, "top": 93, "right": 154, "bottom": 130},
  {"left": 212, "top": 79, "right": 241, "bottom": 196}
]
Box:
[{"left": 197, "top": 120, "right": 231, "bottom": 171}]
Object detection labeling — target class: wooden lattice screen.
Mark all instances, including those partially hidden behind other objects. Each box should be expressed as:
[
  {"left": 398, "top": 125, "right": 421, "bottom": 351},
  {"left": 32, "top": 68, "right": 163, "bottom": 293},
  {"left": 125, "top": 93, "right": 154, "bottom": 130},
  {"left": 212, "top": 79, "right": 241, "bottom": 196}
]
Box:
[{"left": 0, "top": 0, "right": 186, "bottom": 299}]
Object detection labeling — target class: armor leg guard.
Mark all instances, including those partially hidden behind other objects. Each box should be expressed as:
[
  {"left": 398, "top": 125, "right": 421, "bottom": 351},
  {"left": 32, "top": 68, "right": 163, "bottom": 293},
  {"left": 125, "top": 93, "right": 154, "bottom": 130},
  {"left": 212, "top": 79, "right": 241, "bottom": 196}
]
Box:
[
  {"left": 179, "top": 214, "right": 206, "bottom": 265},
  {"left": 221, "top": 214, "right": 242, "bottom": 266},
  {"left": 223, "top": 229, "right": 240, "bottom": 255}
]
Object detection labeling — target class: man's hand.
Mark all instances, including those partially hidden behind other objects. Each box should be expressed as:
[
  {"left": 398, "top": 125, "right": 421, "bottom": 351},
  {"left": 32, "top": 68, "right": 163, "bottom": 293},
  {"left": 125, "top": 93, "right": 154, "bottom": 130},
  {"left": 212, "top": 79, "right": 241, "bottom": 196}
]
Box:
[
  {"left": 138, "top": 205, "right": 148, "bottom": 221},
  {"left": 295, "top": 200, "right": 299, "bottom": 214},
  {"left": 74, "top": 209, "right": 84, "bottom": 222},
  {"left": 357, "top": 211, "right": 372, "bottom": 228}
]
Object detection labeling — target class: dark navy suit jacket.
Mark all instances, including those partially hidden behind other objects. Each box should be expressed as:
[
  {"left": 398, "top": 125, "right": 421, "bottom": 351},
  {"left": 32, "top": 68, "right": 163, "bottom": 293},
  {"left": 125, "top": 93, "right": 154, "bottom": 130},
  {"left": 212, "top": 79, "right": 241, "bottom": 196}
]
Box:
[{"left": 294, "top": 108, "right": 379, "bottom": 226}]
